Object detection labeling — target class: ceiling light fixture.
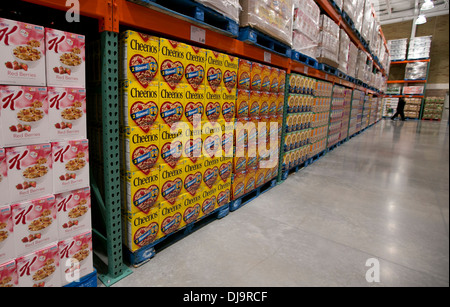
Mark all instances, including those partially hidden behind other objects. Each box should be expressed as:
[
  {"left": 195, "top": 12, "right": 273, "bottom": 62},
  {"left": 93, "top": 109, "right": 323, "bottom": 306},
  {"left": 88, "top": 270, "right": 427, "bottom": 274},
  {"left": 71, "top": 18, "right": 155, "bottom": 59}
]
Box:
[
  {"left": 421, "top": 0, "right": 435, "bottom": 11},
  {"left": 415, "top": 14, "right": 427, "bottom": 24}
]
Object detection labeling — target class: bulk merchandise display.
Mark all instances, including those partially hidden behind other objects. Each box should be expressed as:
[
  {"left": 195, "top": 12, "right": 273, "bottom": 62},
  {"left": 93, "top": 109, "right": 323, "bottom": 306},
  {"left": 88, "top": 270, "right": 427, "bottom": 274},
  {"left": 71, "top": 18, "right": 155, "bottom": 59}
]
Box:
[
  {"left": 292, "top": 0, "right": 321, "bottom": 59},
  {"left": 422, "top": 97, "right": 445, "bottom": 120},
  {"left": 404, "top": 98, "right": 422, "bottom": 119},
  {"left": 326, "top": 85, "right": 351, "bottom": 148},
  {"left": 0, "top": 17, "right": 93, "bottom": 287},
  {"left": 348, "top": 89, "right": 364, "bottom": 136},
  {"left": 383, "top": 97, "right": 398, "bottom": 117}
]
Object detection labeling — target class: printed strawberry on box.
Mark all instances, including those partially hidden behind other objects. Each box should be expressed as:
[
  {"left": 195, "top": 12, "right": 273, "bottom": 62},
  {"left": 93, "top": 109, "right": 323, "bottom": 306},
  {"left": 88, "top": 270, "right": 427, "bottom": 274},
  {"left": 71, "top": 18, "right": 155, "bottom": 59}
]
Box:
[
  {"left": 52, "top": 139, "right": 89, "bottom": 194},
  {"left": 0, "top": 204, "right": 15, "bottom": 264},
  {"left": 48, "top": 87, "right": 86, "bottom": 141},
  {"left": 11, "top": 194, "right": 57, "bottom": 257},
  {"left": 0, "top": 260, "right": 18, "bottom": 287},
  {"left": 0, "top": 86, "right": 49, "bottom": 147},
  {"left": 55, "top": 187, "right": 91, "bottom": 240},
  {"left": 45, "top": 28, "right": 86, "bottom": 88},
  {"left": 16, "top": 242, "right": 61, "bottom": 287},
  {"left": 0, "top": 18, "right": 46, "bottom": 86},
  {"left": 6, "top": 143, "right": 52, "bottom": 203}
]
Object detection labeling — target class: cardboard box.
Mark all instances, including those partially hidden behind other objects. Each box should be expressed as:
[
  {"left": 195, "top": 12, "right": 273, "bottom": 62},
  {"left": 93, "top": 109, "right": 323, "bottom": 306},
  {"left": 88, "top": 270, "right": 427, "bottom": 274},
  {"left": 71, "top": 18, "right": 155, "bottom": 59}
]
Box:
[
  {"left": 184, "top": 84, "right": 205, "bottom": 127},
  {"left": 268, "top": 92, "right": 278, "bottom": 117},
  {"left": 48, "top": 87, "right": 86, "bottom": 141},
  {"left": 222, "top": 54, "right": 238, "bottom": 93},
  {"left": 159, "top": 38, "right": 187, "bottom": 89},
  {"left": 16, "top": 242, "right": 61, "bottom": 287},
  {"left": 45, "top": 28, "right": 86, "bottom": 88},
  {"left": 221, "top": 87, "right": 236, "bottom": 123},
  {"left": 0, "top": 205, "right": 15, "bottom": 264},
  {"left": 159, "top": 81, "right": 185, "bottom": 129},
  {"left": 0, "top": 86, "right": 49, "bottom": 147},
  {"left": 6, "top": 143, "right": 52, "bottom": 203},
  {"left": 0, "top": 18, "right": 46, "bottom": 86},
  {"left": 123, "top": 166, "right": 160, "bottom": 215},
  {"left": 52, "top": 139, "right": 89, "bottom": 194},
  {"left": 181, "top": 192, "right": 202, "bottom": 225},
  {"left": 183, "top": 161, "right": 204, "bottom": 198},
  {"left": 218, "top": 158, "right": 232, "bottom": 184},
  {"left": 231, "top": 171, "right": 246, "bottom": 200},
  {"left": 203, "top": 157, "right": 220, "bottom": 190},
  {"left": 11, "top": 195, "right": 57, "bottom": 257},
  {"left": 237, "top": 58, "right": 251, "bottom": 90},
  {"left": 259, "top": 91, "right": 270, "bottom": 117},
  {"left": 160, "top": 123, "right": 188, "bottom": 169},
  {"left": 260, "top": 64, "right": 272, "bottom": 92},
  {"left": 205, "top": 50, "right": 223, "bottom": 94},
  {"left": 278, "top": 70, "right": 286, "bottom": 93},
  {"left": 0, "top": 259, "right": 18, "bottom": 287},
  {"left": 200, "top": 187, "right": 217, "bottom": 217},
  {"left": 216, "top": 187, "right": 231, "bottom": 209},
  {"left": 236, "top": 89, "right": 250, "bottom": 119},
  {"left": 0, "top": 148, "right": 9, "bottom": 206},
  {"left": 58, "top": 230, "right": 93, "bottom": 286},
  {"left": 160, "top": 161, "right": 185, "bottom": 205},
  {"left": 248, "top": 90, "right": 260, "bottom": 118},
  {"left": 220, "top": 121, "right": 234, "bottom": 158},
  {"left": 185, "top": 45, "right": 206, "bottom": 90},
  {"left": 270, "top": 67, "right": 280, "bottom": 93},
  {"left": 204, "top": 86, "right": 222, "bottom": 122},
  {"left": 160, "top": 194, "right": 185, "bottom": 237},
  {"left": 250, "top": 62, "right": 263, "bottom": 91},
  {"left": 244, "top": 167, "right": 257, "bottom": 194},
  {"left": 123, "top": 205, "right": 160, "bottom": 252},
  {"left": 55, "top": 187, "right": 91, "bottom": 240},
  {"left": 120, "top": 30, "right": 160, "bottom": 85}
]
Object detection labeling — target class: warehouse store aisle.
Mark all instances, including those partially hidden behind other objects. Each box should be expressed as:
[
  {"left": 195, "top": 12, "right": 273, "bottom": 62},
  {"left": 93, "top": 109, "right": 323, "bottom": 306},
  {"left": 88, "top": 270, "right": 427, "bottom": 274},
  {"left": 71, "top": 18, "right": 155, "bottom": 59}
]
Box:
[{"left": 112, "top": 120, "right": 449, "bottom": 287}]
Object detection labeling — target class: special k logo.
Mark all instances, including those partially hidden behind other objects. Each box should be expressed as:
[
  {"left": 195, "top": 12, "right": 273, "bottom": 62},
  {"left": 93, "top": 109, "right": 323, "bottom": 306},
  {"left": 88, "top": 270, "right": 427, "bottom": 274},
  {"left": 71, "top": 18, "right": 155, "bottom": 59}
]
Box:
[
  {"left": 2, "top": 90, "right": 23, "bottom": 111},
  {"left": 18, "top": 256, "right": 37, "bottom": 277},
  {"left": 47, "top": 35, "right": 66, "bottom": 53},
  {"left": 57, "top": 194, "right": 73, "bottom": 213},
  {"left": 13, "top": 205, "right": 33, "bottom": 226},
  {"left": 8, "top": 150, "right": 29, "bottom": 170},
  {"left": 54, "top": 145, "right": 70, "bottom": 163},
  {"left": 49, "top": 91, "right": 67, "bottom": 110},
  {"left": 0, "top": 25, "right": 18, "bottom": 46},
  {"left": 59, "top": 240, "right": 75, "bottom": 259}
]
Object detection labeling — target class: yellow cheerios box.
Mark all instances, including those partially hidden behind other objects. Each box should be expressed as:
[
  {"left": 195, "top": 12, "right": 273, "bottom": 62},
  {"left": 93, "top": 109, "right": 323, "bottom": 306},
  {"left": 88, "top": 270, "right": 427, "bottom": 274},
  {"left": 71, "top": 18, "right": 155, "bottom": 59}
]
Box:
[
  {"left": 185, "top": 45, "right": 206, "bottom": 89},
  {"left": 160, "top": 123, "right": 189, "bottom": 169},
  {"left": 205, "top": 50, "right": 224, "bottom": 94},
  {"left": 255, "top": 167, "right": 266, "bottom": 188},
  {"left": 221, "top": 87, "right": 236, "bottom": 123},
  {"left": 181, "top": 192, "right": 203, "bottom": 226},
  {"left": 201, "top": 182, "right": 218, "bottom": 214},
  {"left": 204, "top": 86, "right": 222, "bottom": 122},
  {"left": 270, "top": 67, "right": 280, "bottom": 93},
  {"left": 202, "top": 120, "right": 222, "bottom": 159},
  {"left": 120, "top": 30, "right": 160, "bottom": 85},
  {"left": 278, "top": 70, "right": 286, "bottom": 93},
  {"left": 184, "top": 84, "right": 205, "bottom": 128},
  {"left": 220, "top": 119, "right": 235, "bottom": 158},
  {"left": 123, "top": 204, "right": 160, "bottom": 252},
  {"left": 182, "top": 158, "right": 204, "bottom": 198},
  {"left": 160, "top": 160, "right": 185, "bottom": 205},
  {"left": 159, "top": 81, "right": 185, "bottom": 129},
  {"left": 121, "top": 125, "right": 161, "bottom": 175},
  {"left": 216, "top": 187, "right": 231, "bottom": 209},
  {"left": 183, "top": 132, "right": 204, "bottom": 165},
  {"left": 259, "top": 91, "right": 270, "bottom": 117},
  {"left": 217, "top": 156, "right": 233, "bottom": 185},
  {"left": 222, "top": 54, "right": 239, "bottom": 93},
  {"left": 121, "top": 80, "right": 160, "bottom": 129},
  {"left": 122, "top": 166, "right": 161, "bottom": 215},
  {"left": 203, "top": 156, "right": 221, "bottom": 190},
  {"left": 268, "top": 92, "right": 278, "bottom": 117},
  {"left": 159, "top": 194, "right": 186, "bottom": 237},
  {"left": 231, "top": 170, "right": 246, "bottom": 200},
  {"left": 159, "top": 38, "right": 187, "bottom": 89},
  {"left": 236, "top": 89, "right": 250, "bottom": 119}
]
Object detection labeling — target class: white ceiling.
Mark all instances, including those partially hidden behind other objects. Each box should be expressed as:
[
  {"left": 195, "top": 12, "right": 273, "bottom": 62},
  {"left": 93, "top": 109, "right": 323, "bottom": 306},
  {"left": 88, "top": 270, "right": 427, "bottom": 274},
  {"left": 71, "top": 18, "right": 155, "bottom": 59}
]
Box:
[{"left": 373, "top": 0, "right": 449, "bottom": 24}]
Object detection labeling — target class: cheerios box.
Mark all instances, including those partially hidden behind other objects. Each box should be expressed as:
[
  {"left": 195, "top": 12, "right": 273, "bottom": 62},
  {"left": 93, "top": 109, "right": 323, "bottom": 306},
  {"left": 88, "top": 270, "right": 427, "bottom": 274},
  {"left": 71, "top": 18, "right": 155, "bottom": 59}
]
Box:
[
  {"left": 0, "top": 205, "right": 14, "bottom": 264},
  {"left": 260, "top": 64, "right": 272, "bottom": 92},
  {"left": 244, "top": 167, "right": 257, "bottom": 194},
  {"left": 45, "top": 28, "right": 85, "bottom": 88},
  {"left": 160, "top": 161, "right": 185, "bottom": 205},
  {"left": 222, "top": 55, "right": 238, "bottom": 93},
  {"left": 121, "top": 80, "right": 160, "bottom": 130},
  {"left": 11, "top": 194, "right": 57, "bottom": 257},
  {"left": 0, "top": 18, "right": 46, "bottom": 86},
  {"left": 58, "top": 230, "right": 93, "bottom": 286},
  {"left": 202, "top": 120, "right": 222, "bottom": 159},
  {"left": 159, "top": 193, "right": 186, "bottom": 237},
  {"left": 270, "top": 67, "right": 280, "bottom": 93},
  {"left": 48, "top": 87, "right": 86, "bottom": 141},
  {"left": 120, "top": 125, "right": 160, "bottom": 175},
  {"left": 220, "top": 120, "right": 234, "bottom": 158},
  {"left": 181, "top": 192, "right": 202, "bottom": 225},
  {"left": 0, "top": 148, "right": 9, "bottom": 206},
  {"left": 204, "top": 86, "right": 222, "bottom": 123},
  {"left": 205, "top": 50, "right": 223, "bottom": 94},
  {"left": 123, "top": 204, "right": 160, "bottom": 252},
  {"left": 237, "top": 58, "right": 251, "bottom": 90},
  {"left": 182, "top": 158, "right": 204, "bottom": 198},
  {"left": 159, "top": 81, "right": 185, "bottom": 129},
  {"left": 6, "top": 143, "right": 52, "bottom": 203},
  {"left": 183, "top": 135, "right": 203, "bottom": 166},
  {"left": 122, "top": 166, "right": 160, "bottom": 215},
  {"left": 184, "top": 84, "right": 205, "bottom": 127},
  {"left": 120, "top": 30, "right": 160, "bottom": 85},
  {"left": 52, "top": 139, "right": 89, "bottom": 194},
  {"left": 231, "top": 170, "right": 245, "bottom": 200},
  {"left": 0, "top": 86, "right": 49, "bottom": 147},
  {"left": 16, "top": 241, "right": 61, "bottom": 287},
  {"left": 221, "top": 87, "right": 236, "bottom": 123},
  {"left": 159, "top": 38, "right": 187, "bottom": 89},
  {"left": 55, "top": 187, "right": 91, "bottom": 240},
  {"left": 278, "top": 69, "right": 286, "bottom": 93},
  {"left": 185, "top": 45, "right": 206, "bottom": 90},
  {"left": 215, "top": 185, "right": 231, "bottom": 209},
  {"left": 199, "top": 190, "right": 217, "bottom": 218},
  {"left": 202, "top": 157, "right": 221, "bottom": 191},
  {"left": 160, "top": 123, "right": 189, "bottom": 169},
  {"left": 0, "top": 260, "right": 18, "bottom": 288}
]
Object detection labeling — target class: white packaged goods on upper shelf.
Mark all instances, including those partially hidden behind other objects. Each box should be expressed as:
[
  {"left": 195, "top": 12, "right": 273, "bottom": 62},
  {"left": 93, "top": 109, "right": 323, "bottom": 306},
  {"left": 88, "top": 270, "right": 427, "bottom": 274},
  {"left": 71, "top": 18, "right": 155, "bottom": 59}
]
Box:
[
  {"left": 338, "top": 29, "right": 350, "bottom": 74},
  {"left": 408, "top": 36, "right": 432, "bottom": 60},
  {"left": 239, "top": 0, "right": 294, "bottom": 46},
  {"left": 195, "top": 0, "right": 241, "bottom": 23},
  {"left": 405, "top": 62, "right": 428, "bottom": 80},
  {"left": 292, "top": 0, "right": 320, "bottom": 59}
]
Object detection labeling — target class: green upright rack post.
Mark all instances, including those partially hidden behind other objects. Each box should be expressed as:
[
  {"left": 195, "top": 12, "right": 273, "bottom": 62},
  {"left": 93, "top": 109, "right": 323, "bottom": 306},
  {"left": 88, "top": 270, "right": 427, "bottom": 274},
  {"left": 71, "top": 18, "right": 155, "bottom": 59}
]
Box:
[{"left": 277, "top": 72, "right": 291, "bottom": 183}]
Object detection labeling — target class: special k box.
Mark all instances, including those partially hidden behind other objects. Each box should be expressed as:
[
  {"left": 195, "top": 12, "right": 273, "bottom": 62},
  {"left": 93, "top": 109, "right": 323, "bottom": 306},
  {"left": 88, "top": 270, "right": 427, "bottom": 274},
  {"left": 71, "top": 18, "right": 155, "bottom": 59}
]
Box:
[
  {"left": 52, "top": 139, "right": 89, "bottom": 194},
  {"left": 184, "top": 84, "right": 205, "bottom": 128},
  {"left": 250, "top": 62, "right": 263, "bottom": 91},
  {"left": 48, "top": 87, "right": 86, "bottom": 141},
  {"left": 45, "top": 28, "right": 86, "bottom": 88},
  {"left": 11, "top": 194, "right": 57, "bottom": 257},
  {"left": 16, "top": 242, "right": 61, "bottom": 287},
  {"left": 6, "top": 143, "right": 52, "bottom": 203},
  {"left": 204, "top": 86, "right": 221, "bottom": 123},
  {"left": 185, "top": 45, "right": 206, "bottom": 89},
  {"left": 160, "top": 194, "right": 186, "bottom": 237},
  {"left": 55, "top": 187, "right": 91, "bottom": 240},
  {"left": 221, "top": 87, "right": 236, "bottom": 123},
  {"left": 120, "top": 125, "right": 160, "bottom": 175},
  {"left": 120, "top": 30, "right": 160, "bottom": 85},
  {"left": 123, "top": 205, "right": 160, "bottom": 252},
  {"left": 268, "top": 92, "right": 278, "bottom": 117},
  {"left": 260, "top": 64, "right": 272, "bottom": 92},
  {"left": 58, "top": 230, "right": 93, "bottom": 286},
  {"left": 222, "top": 55, "right": 238, "bottom": 93},
  {"left": 205, "top": 50, "right": 223, "bottom": 94},
  {"left": 0, "top": 260, "right": 18, "bottom": 287},
  {"left": 236, "top": 89, "right": 250, "bottom": 119},
  {"left": 0, "top": 86, "right": 49, "bottom": 147},
  {"left": 0, "top": 18, "right": 46, "bottom": 86},
  {"left": 160, "top": 161, "right": 185, "bottom": 205},
  {"left": 159, "top": 81, "right": 185, "bottom": 129},
  {"left": 0, "top": 148, "right": 9, "bottom": 206},
  {"left": 159, "top": 38, "right": 187, "bottom": 89},
  {"left": 231, "top": 171, "right": 245, "bottom": 200},
  {"left": 237, "top": 58, "right": 251, "bottom": 90},
  {"left": 121, "top": 80, "right": 159, "bottom": 130},
  {"left": 123, "top": 167, "right": 160, "bottom": 215},
  {"left": 0, "top": 205, "right": 14, "bottom": 264},
  {"left": 181, "top": 192, "right": 202, "bottom": 225}
]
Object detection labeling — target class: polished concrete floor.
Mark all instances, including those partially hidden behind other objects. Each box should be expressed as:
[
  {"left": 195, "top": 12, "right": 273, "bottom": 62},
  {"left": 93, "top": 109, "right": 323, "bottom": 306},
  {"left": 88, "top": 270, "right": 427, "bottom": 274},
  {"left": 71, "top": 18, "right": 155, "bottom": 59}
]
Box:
[{"left": 112, "top": 119, "right": 449, "bottom": 287}]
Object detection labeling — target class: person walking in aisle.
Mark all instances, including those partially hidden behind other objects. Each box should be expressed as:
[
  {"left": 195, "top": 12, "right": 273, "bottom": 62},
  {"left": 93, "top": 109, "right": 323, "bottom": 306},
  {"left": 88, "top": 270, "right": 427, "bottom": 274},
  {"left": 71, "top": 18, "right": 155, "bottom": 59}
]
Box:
[{"left": 391, "top": 97, "right": 406, "bottom": 121}]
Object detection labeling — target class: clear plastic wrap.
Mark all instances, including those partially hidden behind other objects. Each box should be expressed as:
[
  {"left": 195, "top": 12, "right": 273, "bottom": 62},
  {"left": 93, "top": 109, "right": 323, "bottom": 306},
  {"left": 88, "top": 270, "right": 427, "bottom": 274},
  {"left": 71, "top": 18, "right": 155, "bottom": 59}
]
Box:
[
  {"left": 408, "top": 36, "right": 432, "bottom": 59},
  {"left": 240, "top": 0, "right": 294, "bottom": 46},
  {"left": 405, "top": 62, "right": 428, "bottom": 80},
  {"left": 292, "top": 31, "right": 318, "bottom": 59},
  {"left": 320, "top": 14, "right": 340, "bottom": 37},
  {"left": 347, "top": 42, "right": 358, "bottom": 78},
  {"left": 338, "top": 29, "right": 350, "bottom": 73},
  {"left": 388, "top": 38, "right": 408, "bottom": 61},
  {"left": 361, "top": 0, "right": 373, "bottom": 42},
  {"left": 195, "top": 0, "right": 241, "bottom": 23},
  {"left": 353, "top": 0, "right": 365, "bottom": 34}
]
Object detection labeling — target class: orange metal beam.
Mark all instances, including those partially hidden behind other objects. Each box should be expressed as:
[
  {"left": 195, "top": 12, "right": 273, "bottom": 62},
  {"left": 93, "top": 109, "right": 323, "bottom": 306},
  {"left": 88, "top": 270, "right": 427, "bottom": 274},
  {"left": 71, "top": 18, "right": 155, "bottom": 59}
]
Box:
[
  {"left": 390, "top": 59, "right": 430, "bottom": 64},
  {"left": 387, "top": 80, "right": 427, "bottom": 84}
]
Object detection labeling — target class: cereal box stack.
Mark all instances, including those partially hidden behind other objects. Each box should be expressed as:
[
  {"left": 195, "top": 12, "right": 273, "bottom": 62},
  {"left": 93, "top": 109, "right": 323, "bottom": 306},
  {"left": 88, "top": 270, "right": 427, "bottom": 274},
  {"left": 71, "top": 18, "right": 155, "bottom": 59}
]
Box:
[
  {"left": 232, "top": 59, "right": 285, "bottom": 200},
  {"left": 309, "top": 79, "right": 332, "bottom": 158},
  {"left": 0, "top": 18, "right": 92, "bottom": 287}
]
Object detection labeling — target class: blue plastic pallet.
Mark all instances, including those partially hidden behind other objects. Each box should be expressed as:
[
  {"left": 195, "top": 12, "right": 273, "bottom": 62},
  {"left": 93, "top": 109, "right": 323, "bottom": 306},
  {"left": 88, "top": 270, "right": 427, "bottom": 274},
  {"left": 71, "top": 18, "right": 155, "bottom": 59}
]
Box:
[
  {"left": 64, "top": 269, "right": 98, "bottom": 287},
  {"left": 306, "top": 149, "right": 326, "bottom": 166},
  {"left": 318, "top": 63, "right": 338, "bottom": 75},
  {"left": 238, "top": 27, "right": 292, "bottom": 58},
  {"left": 229, "top": 178, "right": 277, "bottom": 212},
  {"left": 280, "top": 160, "right": 307, "bottom": 181},
  {"left": 125, "top": 204, "right": 230, "bottom": 267},
  {"left": 291, "top": 50, "right": 319, "bottom": 69},
  {"left": 129, "top": 0, "right": 239, "bottom": 37}
]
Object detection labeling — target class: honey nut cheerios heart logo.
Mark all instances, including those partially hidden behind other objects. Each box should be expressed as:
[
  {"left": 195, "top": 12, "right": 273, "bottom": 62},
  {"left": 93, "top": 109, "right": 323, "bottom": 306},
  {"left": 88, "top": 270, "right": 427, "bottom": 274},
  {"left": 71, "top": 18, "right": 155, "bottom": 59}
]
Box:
[
  {"left": 132, "top": 144, "right": 159, "bottom": 175},
  {"left": 134, "top": 222, "right": 158, "bottom": 247},
  {"left": 203, "top": 166, "right": 219, "bottom": 189},
  {"left": 203, "top": 135, "right": 221, "bottom": 158},
  {"left": 161, "top": 59, "right": 184, "bottom": 90},
  {"left": 217, "top": 190, "right": 230, "bottom": 208},
  {"left": 129, "top": 54, "right": 158, "bottom": 88},
  {"left": 202, "top": 196, "right": 216, "bottom": 215},
  {"left": 223, "top": 70, "right": 237, "bottom": 93},
  {"left": 160, "top": 101, "right": 183, "bottom": 128},
  {"left": 132, "top": 185, "right": 159, "bottom": 214},
  {"left": 185, "top": 102, "right": 204, "bottom": 126},
  {"left": 184, "top": 138, "right": 202, "bottom": 164},
  {"left": 184, "top": 172, "right": 202, "bottom": 196},
  {"left": 161, "top": 141, "right": 182, "bottom": 168},
  {"left": 219, "top": 162, "right": 232, "bottom": 183},
  {"left": 185, "top": 64, "right": 205, "bottom": 91},
  {"left": 222, "top": 102, "right": 235, "bottom": 122},
  {"left": 184, "top": 204, "right": 201, "bottom": 224},
  {"left": 130, "top": 101, "right": 158, "bottom": 133},
  {"left": 234, "top": 182, "right": 245, "bottom": 199},
  {"left": 207, "top": 67, "right": 222, "bottom": 92},
  {"left": 205, "top": 102, "right": 220, "bottom": 122},
  {"left": 161, "top": 177, "right": 183, "bottom": 204},
  {"left": 161, "top": 212, "right": 182, "bottom": 235}
]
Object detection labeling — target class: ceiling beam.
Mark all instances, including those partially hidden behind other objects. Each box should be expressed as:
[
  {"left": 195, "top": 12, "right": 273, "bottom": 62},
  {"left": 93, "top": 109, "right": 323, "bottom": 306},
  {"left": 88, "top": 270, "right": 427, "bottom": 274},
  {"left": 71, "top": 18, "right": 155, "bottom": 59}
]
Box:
[{"left": 380, "top": 7, "right": 449, "bottom": 24}]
